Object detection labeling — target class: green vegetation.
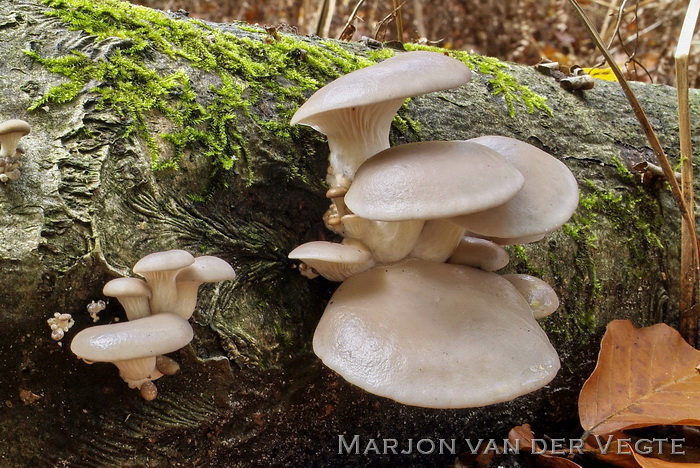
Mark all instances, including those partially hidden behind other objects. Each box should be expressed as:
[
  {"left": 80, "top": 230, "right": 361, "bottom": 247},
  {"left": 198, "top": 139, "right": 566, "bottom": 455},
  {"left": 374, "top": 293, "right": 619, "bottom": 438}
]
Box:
[{"left": 29, "top": 0, "right": 552, "bottom": 176}]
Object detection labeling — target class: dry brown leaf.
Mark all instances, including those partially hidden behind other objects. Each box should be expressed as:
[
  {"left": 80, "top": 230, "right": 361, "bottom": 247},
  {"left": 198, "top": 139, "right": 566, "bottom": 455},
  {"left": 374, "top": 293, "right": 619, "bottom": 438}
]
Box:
[
  {"left": 507, "top": 424, "right": 582, "bottom": 467},
  {"left": 584, "top": 433, "right": 642, "bottom": 468},
  {"left": 579, "top": 320, "right": 700, "bottom": 435},
  {"left": 632, "top": 450, "right": 700, "bottom": 468}
]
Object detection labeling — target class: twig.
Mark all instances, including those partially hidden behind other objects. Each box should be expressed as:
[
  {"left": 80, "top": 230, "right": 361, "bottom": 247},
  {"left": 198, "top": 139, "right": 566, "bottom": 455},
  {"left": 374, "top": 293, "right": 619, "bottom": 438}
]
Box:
[
  {"left": 567, "top": 0, "right": 700, "bottom": 344},
  {"left": 337, "top": 0, "right": 365, "bottom": 40},
  {"left": 393, "top": 0, "right": 404, "bottom": 42},
  {"left": 373, "top": 0, "right": 407, "bottom": 41},
  {"left": 675, "top": 0, "right": 700, "bottom": 345}
]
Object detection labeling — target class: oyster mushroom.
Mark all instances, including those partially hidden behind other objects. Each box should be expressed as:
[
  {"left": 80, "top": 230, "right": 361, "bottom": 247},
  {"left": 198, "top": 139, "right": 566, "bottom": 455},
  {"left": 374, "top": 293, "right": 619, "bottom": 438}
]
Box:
[
  {"left": 313, "top": 258, "right": 560, "bottom": 408},
  {"left": 289, "top": 240, "right": 375, "bottom": 282},
  {"left": 409, "top": 219, "right": 465, "bottom": 263},
  {"left": 341, "top": 214, "right": 424, "bottom": 263},
  {"left": 133, "top": 250, "right": 194, "bottom": 315},
  {"left": 451, "top": 136, "right": 579, "bottom": 239},
  {"left": 291, "top": 51, "right": 472, "bottom": 180},
  {"left": 70, "top": 314, "right": 194, "bottom": 400},
  {"left": 345, "top": 140, "right": 525, "bottom": 221},
  {"left": 172, "top": 256, "right": 236, "bottom": 319},
  {"left": 502, "top": 273, "right": 560, "bottom": 319},
  {"left": 0, "top": 119, "right": 30, "bottom": 159},
  {"left": 102, "top": 277, "right": 152, "bottom": 320},
  {"left": 447, "top": 236, "right": 510, "bottom": 271}
]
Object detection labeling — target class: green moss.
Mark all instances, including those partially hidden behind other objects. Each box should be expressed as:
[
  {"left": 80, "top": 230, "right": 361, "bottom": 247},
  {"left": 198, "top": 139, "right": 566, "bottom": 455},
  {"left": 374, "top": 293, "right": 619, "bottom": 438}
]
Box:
[
  {"left": 29, "top": 0, "right": 552, "bottom": 178},
  {"left": 404, "top": 43, "right": 553, "bottom": 118}
]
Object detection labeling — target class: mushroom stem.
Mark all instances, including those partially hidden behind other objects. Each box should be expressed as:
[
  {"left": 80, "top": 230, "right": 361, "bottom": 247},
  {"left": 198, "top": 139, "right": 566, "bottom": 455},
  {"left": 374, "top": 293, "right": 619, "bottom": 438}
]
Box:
[{"left": 112, "top": 356, "right": 163, "bottom": 389}]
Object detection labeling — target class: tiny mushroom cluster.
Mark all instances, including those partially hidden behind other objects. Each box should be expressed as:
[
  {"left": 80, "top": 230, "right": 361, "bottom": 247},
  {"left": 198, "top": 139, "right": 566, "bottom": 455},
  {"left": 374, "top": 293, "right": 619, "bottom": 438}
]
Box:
[
  {"left": 289, "top": 51, "right": 579, "bottom": 408},
  {"left": 70, "top": 250, "right": 235, "bottom": 400},
  {"left": 0, "top": 119, "right": 30, "bottom": 183}
]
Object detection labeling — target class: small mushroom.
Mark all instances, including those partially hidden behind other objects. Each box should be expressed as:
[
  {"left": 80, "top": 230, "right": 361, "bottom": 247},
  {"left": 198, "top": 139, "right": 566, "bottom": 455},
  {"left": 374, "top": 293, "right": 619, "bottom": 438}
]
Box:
[
  {"left": 447, "top": 236, "right": 510, "bottom": 271},
  {"left": 172, "top": 256, "right": 236, "bottom": 319},
  {"left": 289, "top": 240, "right": 376, "bottom": 282},
  {"left": 502, "top": 274, "right": 560, "bottom": 319},
  {"left": 409, "top": 219, "right": 465, "bottom": 263},
  {"left": 344, "top": 141, "right": 525, "bottom": 222},
  {"left": 341, "top": 214, "right": 424, "bottom": 264},
  {"left": 70, "top": 314, "right": 194, "bottom": 400},
  {"left": 133, "top": 250, "right": 195, "bottom": 315},
  {"left": 451, "top": 136, "right": 579, "bottom": 239},
  {"left": 102, "top": 277, "right": 152, "bottom": 320},
  {"left": 291, "top": 51, "right": 472, "bottom": 181},
  {"left": 0, "top": 119, "right": 30, "bottom": 159},
  {"left": 313, "top": 258, "right": 560, "bottom": 408}
]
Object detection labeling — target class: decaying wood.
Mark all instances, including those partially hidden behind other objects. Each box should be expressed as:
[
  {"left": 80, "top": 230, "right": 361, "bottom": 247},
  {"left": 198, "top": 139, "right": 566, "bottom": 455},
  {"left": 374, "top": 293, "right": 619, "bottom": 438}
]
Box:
[{"left": 0, "top": 0, "right": 698, "bottom": 466}]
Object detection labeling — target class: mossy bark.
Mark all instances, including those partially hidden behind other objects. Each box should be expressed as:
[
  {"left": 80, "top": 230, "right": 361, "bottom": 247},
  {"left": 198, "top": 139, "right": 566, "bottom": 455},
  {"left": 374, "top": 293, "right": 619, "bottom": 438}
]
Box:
[{"left": 0, "top": 0, "right": 697, "bottom": 466}]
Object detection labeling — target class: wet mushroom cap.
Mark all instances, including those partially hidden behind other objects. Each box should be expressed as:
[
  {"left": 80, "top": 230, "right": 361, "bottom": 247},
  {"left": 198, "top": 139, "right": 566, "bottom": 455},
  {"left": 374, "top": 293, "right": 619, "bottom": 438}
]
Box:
[
  {"left": 451, "top": 136, "right": 579, "bottom": 239},
  {"left": 313, "top": 258, "right": 560, "bottom": 408},
  {"left": 345, "top": 141, "right": 525, "bottom": 221},
  {"left": 70, "top": 313, "right": 194, "bottom": 363}
]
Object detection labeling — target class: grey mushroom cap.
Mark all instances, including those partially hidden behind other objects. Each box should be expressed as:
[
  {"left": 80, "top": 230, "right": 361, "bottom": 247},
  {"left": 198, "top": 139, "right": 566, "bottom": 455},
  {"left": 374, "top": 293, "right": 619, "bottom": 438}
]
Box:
[
  {"left": 133, "top": 250, "right": 195, "bottom": 275},
  {"left": 102, "top": 277, "right": 152, "bottom": 320},
  {"left": 291, "top": 51, "right": 471, "bottom": 126},
  {"left": 70, "top": 313, "right": 193, "bottom": 362},
  {"left": 451, "top": 136, "right": 579, "bottom": 239},
  {"left": 345, "top": 140, "right": 525, "bottom": 222},
  {"left": 290, "top": 51, "right": 472, "bottom": 179},
  {"left": 313, "top": 258, "right": 560, "bottom": 408}
]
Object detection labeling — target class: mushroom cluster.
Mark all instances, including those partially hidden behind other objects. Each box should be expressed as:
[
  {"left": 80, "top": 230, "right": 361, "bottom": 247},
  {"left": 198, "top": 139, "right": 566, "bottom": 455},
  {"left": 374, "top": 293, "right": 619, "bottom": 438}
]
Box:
[
  {"left": 289, "top": 51, "right": 579, "bottom": 408},
  {"left": 70, "top": 250, "right": 235, "bottom": 400},
  {"left": 0, "top": 119, "right": 30, "bottom": 183}
]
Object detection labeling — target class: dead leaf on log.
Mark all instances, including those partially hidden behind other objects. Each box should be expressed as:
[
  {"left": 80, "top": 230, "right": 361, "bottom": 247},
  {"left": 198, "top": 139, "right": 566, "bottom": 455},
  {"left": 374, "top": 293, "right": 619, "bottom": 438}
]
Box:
[{"left": 579, "top": 320, "right": 700, "bottom": 435}]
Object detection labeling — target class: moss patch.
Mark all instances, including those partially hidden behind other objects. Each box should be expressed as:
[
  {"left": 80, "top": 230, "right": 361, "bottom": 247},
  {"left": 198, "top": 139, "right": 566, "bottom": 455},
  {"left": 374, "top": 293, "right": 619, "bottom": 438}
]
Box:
[{"left": 29, "top": 0, "right": 552, "bottom": 176}]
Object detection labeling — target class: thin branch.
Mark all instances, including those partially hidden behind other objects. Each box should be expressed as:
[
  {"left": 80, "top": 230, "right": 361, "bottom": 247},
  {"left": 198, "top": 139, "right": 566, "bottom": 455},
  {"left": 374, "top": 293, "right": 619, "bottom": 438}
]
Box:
[
  {"left": 675, "top": 0, "right": 700, "bottom": 344},
  {"left": 567, "top": 0, "right": 700, "bottom": 343},
  {"left": 337, "top": 0, "right": 365, "bottom": 40}
]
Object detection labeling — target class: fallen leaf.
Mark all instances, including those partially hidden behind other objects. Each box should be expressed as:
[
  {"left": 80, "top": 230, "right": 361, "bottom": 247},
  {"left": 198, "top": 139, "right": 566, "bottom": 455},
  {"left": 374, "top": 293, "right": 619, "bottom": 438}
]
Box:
[
  {"left": 632, "top": 451, "right": 700, "bottom": 468},
  {"left": 507, "top": 424, "right": 583, "bottom": 467},
  {"left": 579, "top": 320, "right": 700, "bottom": 435},
  {"left": 584, "top": 433, "right": 642, "bottom": 468},
  {"left": 508, "top": 423, "right": 537, "bottom": 452}
]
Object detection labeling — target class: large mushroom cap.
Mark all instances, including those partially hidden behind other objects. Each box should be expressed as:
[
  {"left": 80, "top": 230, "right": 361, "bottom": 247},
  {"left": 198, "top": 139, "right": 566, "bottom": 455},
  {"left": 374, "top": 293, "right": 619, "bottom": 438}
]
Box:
[
  {"left": 70, "top": 313, "right": 193, "bottom": 362},
  {"left": 313, "top": 259, "right": 560, "bottom": 408},
  {"left": 451, "top": 136, "right": 579, "bottom": 239},
  {"left": 291, "top": 51, "right": 471, "bottom": 126},
  {"left": 344, "top": 140, "right": 524, "bottom": 221}
]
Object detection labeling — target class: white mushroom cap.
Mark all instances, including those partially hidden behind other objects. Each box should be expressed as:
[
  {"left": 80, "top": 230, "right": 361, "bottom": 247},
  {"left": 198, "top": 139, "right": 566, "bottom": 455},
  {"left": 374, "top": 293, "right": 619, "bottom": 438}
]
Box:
[
  {"left": 70, "top": 313, "right": 194, "bottom": 394},
  {"left": 447, "top": 236, "right": 510, "bottom": 271},
  {"left": 172, "top": 256, "right": 236, "bottom": 319},
  {"left": 102, "top": 277, "right": 152, "bottom": 320},
  {"left": 409, "top": 219, "right": 465, "bottom": 263},
  {"left": 345, "top": 141, "right": 525, "bottom": 221},
  {"left": 133, "top": 250, "right": 195, "bottom": 315},
  {"left": 289, "top": 240, "right": 376, "bottom": 282},
  {"left": 502, "top": 274, "right": 560, "bottom": 319},
  {"left": 313, "top": 258, "right": 560, "bottom": 408},
  {"left": 341, "top": 215, "right": 424, "bottom": 264},
  {"left": 0, "top": 119, "right": 30, "bottom": 158},
  {"left": 451, "top": 136, "right": 579, "bottom": 239},
  {"left": 485, "top": 232, "right": 547, "bottom": 246},
  {"left": 291, "top": 51, "right": 472, "bottom": 179},
  {"left": 70, "top": 313, "right": 194, "bottom": 363}
]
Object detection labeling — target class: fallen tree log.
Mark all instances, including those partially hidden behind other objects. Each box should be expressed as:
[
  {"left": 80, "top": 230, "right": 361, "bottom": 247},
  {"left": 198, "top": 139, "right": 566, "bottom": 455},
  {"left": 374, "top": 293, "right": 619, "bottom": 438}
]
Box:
[{"left": 0, "top": 0, "right": 697, "bottom": 466}]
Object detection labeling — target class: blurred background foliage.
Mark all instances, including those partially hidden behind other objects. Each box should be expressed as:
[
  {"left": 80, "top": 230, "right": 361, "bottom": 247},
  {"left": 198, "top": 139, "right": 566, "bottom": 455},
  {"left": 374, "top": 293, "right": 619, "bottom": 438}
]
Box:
[{"left": 127, "top": 0, "right": 698, "bottom": 87}]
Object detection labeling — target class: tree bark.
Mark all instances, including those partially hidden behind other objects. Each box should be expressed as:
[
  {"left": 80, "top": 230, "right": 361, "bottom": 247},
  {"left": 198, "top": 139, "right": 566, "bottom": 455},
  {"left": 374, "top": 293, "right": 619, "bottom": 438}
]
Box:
[{"left": 0, "top": 0, "right": 697, "bottom": 466}]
